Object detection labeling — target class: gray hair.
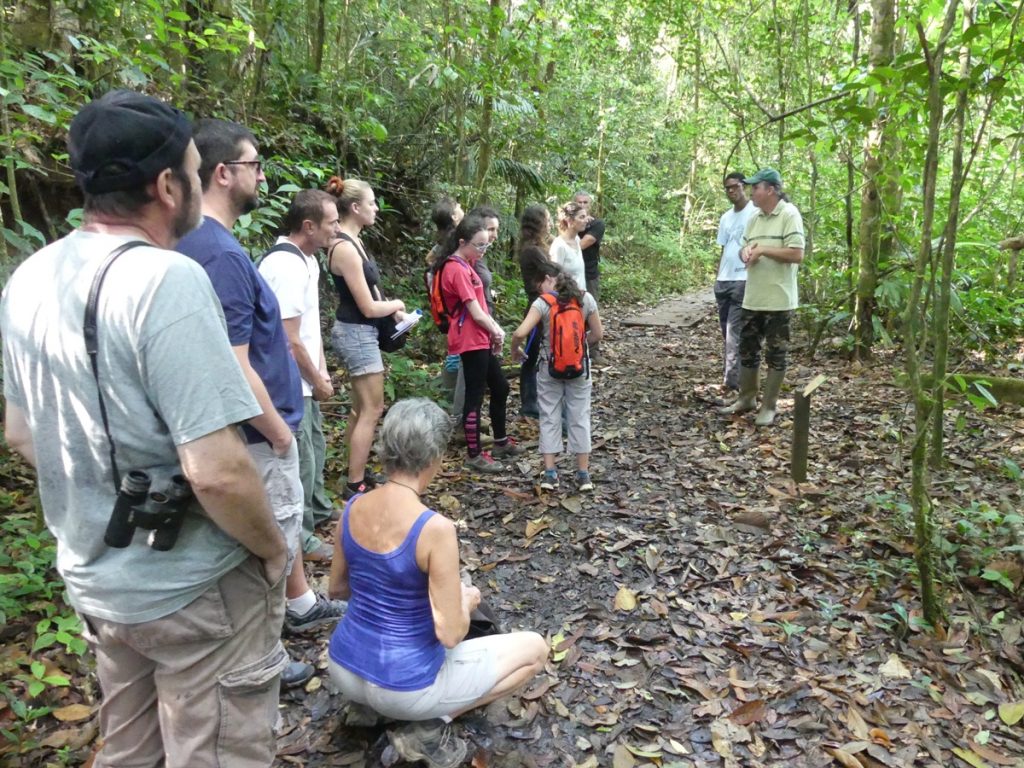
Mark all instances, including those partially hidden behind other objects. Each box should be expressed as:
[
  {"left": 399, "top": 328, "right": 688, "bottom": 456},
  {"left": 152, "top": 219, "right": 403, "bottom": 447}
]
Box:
[{"left": 377, "top": 398, "right": 452, "bottom": 475}]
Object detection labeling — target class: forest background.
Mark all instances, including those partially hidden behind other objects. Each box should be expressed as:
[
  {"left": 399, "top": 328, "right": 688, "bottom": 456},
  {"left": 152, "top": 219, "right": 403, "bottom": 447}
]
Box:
[{"left": 1, "top": 0, "right": 1024, "bottom": 759}]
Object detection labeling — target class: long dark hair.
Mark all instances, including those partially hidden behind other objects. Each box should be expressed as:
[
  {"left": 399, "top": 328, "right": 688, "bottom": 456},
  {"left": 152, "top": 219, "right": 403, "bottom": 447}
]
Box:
[
  {"left": 519, "top": 204, "right": 550, "bottom": 252},
  {"left": 432, "top": 213, "right": 488, "bottom": 273},
  {"left": 551, "top": 265, "right": 583, "bottom": 305}
]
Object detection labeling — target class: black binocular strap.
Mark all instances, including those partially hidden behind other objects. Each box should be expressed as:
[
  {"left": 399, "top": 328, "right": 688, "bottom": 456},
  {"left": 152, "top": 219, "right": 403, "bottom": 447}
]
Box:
[{"left": 83, "top": 240, "right": 149, "bottom": 493}]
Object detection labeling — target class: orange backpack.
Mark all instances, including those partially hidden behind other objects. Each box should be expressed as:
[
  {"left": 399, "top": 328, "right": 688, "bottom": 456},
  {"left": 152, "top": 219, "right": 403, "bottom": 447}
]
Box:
[
  {"left": 429, "top": 257, "right": 468, "bottom": 333},
  {"left": 540, "top": 293, "right": 588, "bottom": 379}
]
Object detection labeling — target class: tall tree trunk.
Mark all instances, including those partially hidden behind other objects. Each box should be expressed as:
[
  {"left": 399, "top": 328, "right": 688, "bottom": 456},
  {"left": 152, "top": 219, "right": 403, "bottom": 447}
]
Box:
[
  {"left": 854, "top": 0, "right": 895, "bottom": 362},
  {"left": 844, "top": 0, "right": 860, "bottom": 316},
  {"left": 905, "top": 3, "right": 959, "bottom": 629},
  {"left": 473, "top": 0, "right": 503, "bottom": 200},
  {"left": 929, "top": 1, "right": 975, "bottom": 467}
]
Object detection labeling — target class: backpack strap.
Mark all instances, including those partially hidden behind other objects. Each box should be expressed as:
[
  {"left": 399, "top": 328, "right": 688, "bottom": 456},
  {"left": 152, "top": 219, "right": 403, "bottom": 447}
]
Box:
[
  {"left": 439, "top": 256, "right": 473, "bottom": 328},
  {"left": 255, "top": 241, "right": 308, "bottom": 270}
]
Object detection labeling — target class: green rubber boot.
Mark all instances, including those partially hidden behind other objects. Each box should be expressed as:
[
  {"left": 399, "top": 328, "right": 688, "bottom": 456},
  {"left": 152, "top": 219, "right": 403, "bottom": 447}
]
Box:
[
  {"left": 755, "top": 368, "right": 786, "bottom": 426},
  {"left": 719, "top": 366, "right": 759, "bottom": 415}
]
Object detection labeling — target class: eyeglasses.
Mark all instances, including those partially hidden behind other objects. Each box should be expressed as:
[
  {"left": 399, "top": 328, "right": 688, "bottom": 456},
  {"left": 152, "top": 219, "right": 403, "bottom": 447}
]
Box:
[
  {"left": 225, "top": 159, "right": 263, "bottom": 173},
  {"left": 468, "top": 241, "right": 491, "bottom": 252}
]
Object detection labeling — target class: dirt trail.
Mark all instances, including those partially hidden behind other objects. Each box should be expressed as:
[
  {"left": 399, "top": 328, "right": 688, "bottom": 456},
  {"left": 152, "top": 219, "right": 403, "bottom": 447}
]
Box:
[{"left": 279, "top": 293, "right": 1024, "bottom": 768}]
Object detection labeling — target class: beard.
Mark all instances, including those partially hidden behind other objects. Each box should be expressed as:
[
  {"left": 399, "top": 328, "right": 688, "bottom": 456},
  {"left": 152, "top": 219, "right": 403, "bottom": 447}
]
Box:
[
  {"left": 237, "top": 186, "right": 260, "bottom": 215},
  {"left": 171, "top": 171, "right": 202, "bottom": 240}
]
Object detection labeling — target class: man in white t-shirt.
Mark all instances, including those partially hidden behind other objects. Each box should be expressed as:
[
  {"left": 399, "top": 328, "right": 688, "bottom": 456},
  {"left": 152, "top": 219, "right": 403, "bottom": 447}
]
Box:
[
  {"left": 714, "top": 172, "right": 756, "bottom": 390},
  {"left": 259, "top": 190, "right": 340, "bottom": 561}
]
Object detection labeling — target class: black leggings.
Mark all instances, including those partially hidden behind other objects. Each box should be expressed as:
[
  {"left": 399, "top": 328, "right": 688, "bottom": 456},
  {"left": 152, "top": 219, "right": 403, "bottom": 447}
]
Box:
[{"left": 460, "top": 348, "right": 509, "bottom": 457}]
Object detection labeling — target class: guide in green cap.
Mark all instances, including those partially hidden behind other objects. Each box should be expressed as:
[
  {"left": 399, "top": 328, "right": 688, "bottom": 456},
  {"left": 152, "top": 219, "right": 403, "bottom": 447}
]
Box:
[
  {"left": 743, "top": 168, "right": 783, "bottom": 186},
  {"left": 718, "top": 167, "right": 805, "bottom": 427}
]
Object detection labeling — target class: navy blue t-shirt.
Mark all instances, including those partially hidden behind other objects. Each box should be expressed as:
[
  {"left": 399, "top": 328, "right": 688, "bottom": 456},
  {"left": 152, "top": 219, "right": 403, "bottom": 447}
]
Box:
[{"left": 176, "top": 217, "right": 303, "bottom": 442}]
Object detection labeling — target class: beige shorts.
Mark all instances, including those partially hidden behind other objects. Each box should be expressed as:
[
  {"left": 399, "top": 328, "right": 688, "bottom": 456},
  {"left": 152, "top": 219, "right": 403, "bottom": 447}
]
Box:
[
  {"left": 83, "top": 556, "right": 287, "bottom": 767},
  {"left": 328, "top": 636, "right": 500, "bottom": 721}
]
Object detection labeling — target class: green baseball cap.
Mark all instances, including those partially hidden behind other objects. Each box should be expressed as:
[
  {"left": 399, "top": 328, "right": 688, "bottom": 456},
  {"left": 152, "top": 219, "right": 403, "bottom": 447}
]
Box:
[{"left": 743, "top": 168, "right": 782, "bottom": 186}]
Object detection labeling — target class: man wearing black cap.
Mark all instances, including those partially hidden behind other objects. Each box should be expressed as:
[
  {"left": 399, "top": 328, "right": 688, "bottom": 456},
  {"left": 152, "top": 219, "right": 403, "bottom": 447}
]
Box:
[
  {"left": 176, "top": 118, "right": 346, "bottom": 688},
  {"left": 1, "top": 91, "right": 288, "bottom": 766},
  {"left": 719, "top": 168, "right": 804, "bottom": 426}
]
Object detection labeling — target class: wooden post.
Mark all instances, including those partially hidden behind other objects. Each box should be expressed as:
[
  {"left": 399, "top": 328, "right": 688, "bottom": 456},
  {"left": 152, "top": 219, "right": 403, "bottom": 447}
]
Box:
[{"left": 791, "top": 374, "right": 826, "bottom": 483}]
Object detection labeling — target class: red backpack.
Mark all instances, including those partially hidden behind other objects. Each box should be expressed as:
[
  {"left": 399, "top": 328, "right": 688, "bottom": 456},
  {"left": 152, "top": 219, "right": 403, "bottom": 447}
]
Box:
[{"left": 540, "top": 293, "right": 588, "bottom": 379}]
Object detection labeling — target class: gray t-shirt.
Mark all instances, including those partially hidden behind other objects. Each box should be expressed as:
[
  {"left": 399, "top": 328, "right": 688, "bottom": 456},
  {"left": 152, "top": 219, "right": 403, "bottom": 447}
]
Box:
[
  {"left": 529, "top": 291, "right": 598, "bottom": 358},
  {"left": 1, "top": 231, "right": 261, "bottom": 623}
]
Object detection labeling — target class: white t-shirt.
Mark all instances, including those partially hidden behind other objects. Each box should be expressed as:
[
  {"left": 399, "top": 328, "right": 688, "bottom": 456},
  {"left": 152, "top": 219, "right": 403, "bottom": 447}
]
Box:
[
  {"left": 258, "top": 237, "right": 322, "bottom": 397},
  {"left": 550, "top": 236, "right": 587, "bottom": 291},
  {"left": 716, "top": 200, "right": 756, "bottom": 282}
]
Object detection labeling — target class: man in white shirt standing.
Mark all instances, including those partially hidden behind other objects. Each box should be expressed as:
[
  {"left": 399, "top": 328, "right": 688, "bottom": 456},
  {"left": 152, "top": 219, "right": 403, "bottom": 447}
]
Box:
[
  {"left": 259, "top": 190, "right": 341, "bottom": 562},
  {"left": 714, "top": 172, "right": 756, "bottom": 391}
]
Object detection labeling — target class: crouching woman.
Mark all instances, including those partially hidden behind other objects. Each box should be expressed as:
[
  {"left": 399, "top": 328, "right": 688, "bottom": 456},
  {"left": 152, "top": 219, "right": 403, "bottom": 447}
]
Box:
[{"left": 327, "top": 398, "right": 548, "bottom": 768}]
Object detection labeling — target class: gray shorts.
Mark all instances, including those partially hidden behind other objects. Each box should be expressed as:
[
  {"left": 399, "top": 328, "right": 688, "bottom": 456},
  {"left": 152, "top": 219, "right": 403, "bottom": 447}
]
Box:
[
  {"left": 331, "top": 320, "right": 384, "bottom": 377},
  {"left": 247, "top": 440, "right": 303, "bottom": 565},
  {"left": 328, "top": 636, "right": 500, "bottom": 721}
]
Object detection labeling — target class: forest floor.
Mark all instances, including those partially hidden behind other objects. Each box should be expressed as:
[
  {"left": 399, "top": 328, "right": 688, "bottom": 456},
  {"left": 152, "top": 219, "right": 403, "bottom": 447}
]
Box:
[
  {"left": 4, "top": 292, "right": 1024, "bottom": 768},
  {"left": 275, "top": 293, "right": 1024, "bottom": 768}
]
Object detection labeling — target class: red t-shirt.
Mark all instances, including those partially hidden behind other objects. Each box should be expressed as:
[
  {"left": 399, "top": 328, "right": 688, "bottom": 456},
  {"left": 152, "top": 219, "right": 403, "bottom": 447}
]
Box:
[{"left": 440, "top": 257, "right": 490, "bottom": 354}]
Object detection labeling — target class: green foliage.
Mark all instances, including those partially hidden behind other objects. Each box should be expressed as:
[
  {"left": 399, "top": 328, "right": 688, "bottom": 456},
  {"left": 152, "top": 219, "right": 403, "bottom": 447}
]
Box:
[
  {"left": 383, "top": 354, "right": 438, "bottom": 402},
  {"left": 0, "top": 488, "right": 87, "bottom": 754}
]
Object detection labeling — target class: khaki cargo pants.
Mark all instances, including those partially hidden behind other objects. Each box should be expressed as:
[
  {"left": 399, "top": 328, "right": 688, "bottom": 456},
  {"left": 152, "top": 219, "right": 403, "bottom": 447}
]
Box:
[{"left": 82, "top": 555, "right": 287, "bottom": 767}]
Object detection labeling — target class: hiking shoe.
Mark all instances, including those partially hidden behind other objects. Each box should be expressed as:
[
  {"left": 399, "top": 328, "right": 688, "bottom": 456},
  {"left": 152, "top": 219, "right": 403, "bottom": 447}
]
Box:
[
  {"left": 285, "top": 592, "right": 347, "bottom": 634},
  {"left": 464, "top": 452, "right": 504, "bottom": 474},
  {"left": 576, "top": 471, "right": 594, "bottom": 493},
  {"left": 303, "top": 539, "right": 333, "bottom": 563},
  {"left": 492, "top": 436, "right": 525, "bottom": 458},
  {"left": 388, "top": 719, "right": 468, "bottom": 768},
  {"left": 342, "top": 480, "right": 369, "bottom": 500},
  {"left": 281, "top": 659, "right": 314, "bottom": 689},
  {"left": 539, "top": 469, "right": 559, "bottom": 491}
]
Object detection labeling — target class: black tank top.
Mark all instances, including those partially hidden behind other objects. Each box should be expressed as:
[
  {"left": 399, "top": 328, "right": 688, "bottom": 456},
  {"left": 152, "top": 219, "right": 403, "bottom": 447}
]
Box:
[{"left": 330, "top": 233, "right": 381, "bottom": 325}]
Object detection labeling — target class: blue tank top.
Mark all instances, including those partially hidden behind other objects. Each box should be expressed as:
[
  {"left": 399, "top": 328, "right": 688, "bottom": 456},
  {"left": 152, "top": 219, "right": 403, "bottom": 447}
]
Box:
[{"left": 328, "top": 496, "right": 445, "bottom": 690}]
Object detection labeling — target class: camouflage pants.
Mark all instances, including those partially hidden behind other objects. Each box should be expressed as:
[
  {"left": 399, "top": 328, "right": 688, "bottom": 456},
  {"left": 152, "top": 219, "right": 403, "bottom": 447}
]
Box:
[{"left": 738, "top": 309, "right": 791, "bottom": 371}]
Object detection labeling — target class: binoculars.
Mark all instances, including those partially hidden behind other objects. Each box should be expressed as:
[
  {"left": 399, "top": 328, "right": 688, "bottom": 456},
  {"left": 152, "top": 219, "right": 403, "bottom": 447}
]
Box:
[{"left": 103, "top": 470, "right": 192, "bottom": 551}]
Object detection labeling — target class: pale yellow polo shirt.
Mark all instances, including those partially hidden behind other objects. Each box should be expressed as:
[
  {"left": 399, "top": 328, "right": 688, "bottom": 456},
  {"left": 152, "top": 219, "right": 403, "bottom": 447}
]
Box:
[{"left": 740, "top": 200, "right": 805, "bottom": 311}]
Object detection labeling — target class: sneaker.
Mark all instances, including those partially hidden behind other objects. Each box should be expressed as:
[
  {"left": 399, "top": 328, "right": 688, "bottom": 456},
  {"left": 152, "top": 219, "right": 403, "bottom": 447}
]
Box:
[
  {"left": 576, "top": 471, "right": 594, "bottom": 493},
  {"left": 303, "top": 539, "right": 333, "bottom": 563},
  {"left": 285, "top": 592, "right": 348, "bottom": 634},
  {"left": 342, "top": 480, "right": 369, "bottom": 500},
  {"left": 281, "top": 658, "right": 314, "bottom": 689},
  {"left": 492, "top": 436, "right": 525, "bottom": 458},
  {"left": 388, "top": 719, "right": 468, "bottom": 768},
  {"left": 539, "top": 469, "right": 559, "bottom": 491},
  {"left": 464, "top": 452, "right": 504, "bottom": 474}
]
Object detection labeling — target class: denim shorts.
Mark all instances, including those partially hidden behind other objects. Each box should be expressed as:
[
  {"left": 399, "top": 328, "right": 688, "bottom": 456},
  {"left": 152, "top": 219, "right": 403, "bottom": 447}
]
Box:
[{"left": 331, "top": 320, "right": 384, "bottom": 377}]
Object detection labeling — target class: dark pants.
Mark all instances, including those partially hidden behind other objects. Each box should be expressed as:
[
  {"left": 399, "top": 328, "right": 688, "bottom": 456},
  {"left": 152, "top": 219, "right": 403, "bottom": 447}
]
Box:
[
  {"left": 738, "top": 309, "right": 791, "bottom": 371},
  {"left": 520, "top": 322, "right": 541, "bottom": 418},
  {"left": 585, "top": 276, "right": 601, "bottom": 358},
  {"left": 461, "top": 348, "right": 509, "bottom": 457},
  {"left": 714, "top": 280, "right": 746, "bottom": 389}
]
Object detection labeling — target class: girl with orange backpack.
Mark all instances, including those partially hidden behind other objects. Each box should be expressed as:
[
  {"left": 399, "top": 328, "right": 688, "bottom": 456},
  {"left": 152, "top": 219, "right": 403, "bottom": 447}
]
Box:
[{"left": 510, "top": 263, "right": 603, "bottom": 492}]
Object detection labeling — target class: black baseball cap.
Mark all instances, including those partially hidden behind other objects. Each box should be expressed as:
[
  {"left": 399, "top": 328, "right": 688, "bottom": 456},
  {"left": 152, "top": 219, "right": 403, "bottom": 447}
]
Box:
[{"left": 69, "top": 90, "right": 192, "bottom": 194}]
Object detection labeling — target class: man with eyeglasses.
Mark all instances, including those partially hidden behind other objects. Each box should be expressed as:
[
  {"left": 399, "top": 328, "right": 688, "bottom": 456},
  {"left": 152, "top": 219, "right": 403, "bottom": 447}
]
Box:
[
  {"left": 714, "top": 172, "right": 756, "bottom": 391},
  {"left": 177, "top": 119, "right": 345, "bottom": 690}
]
